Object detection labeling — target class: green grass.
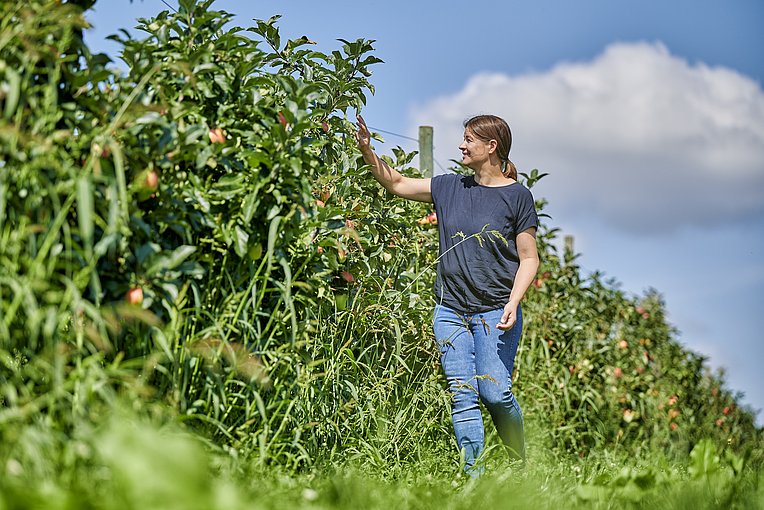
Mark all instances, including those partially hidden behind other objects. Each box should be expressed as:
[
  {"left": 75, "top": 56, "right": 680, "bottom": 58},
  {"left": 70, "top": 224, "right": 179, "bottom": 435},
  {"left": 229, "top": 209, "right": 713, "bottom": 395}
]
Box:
[{"left": 2, "top": 411, "right": 761, "bottom": 510}]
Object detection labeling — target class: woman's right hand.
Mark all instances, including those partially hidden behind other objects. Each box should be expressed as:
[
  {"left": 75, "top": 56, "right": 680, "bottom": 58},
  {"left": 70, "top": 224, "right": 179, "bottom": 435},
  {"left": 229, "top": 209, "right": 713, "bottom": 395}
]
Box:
[
  {"left": 354, "top": 114, "right": 433, "bottom": 202},
  {"left": 355, "top": 114, "right": 372, "bottom": 152}
]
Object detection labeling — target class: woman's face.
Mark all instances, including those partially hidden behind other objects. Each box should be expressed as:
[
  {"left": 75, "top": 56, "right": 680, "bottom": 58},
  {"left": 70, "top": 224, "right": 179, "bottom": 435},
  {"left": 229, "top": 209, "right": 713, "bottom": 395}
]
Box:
[{"left": 459, "top": 128, "right": 494, "bottom": 169}]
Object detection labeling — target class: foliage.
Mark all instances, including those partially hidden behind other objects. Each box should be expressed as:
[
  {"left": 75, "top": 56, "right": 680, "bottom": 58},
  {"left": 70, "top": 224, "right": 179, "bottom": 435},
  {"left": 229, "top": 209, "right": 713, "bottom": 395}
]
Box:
[{"left": 519, "top": 200, "right": 762, "bottom": 457}]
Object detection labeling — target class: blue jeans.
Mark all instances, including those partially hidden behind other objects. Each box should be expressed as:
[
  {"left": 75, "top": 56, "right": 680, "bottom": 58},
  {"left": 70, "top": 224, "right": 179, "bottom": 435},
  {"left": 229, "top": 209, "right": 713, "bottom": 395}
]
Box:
[{"left": 433, "top": 303, "right": 526, "bottom": 476}]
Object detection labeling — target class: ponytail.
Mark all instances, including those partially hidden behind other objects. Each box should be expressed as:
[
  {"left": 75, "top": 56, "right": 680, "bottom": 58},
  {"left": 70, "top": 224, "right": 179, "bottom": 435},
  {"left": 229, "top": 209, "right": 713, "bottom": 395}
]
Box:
[{"left": 503, "top": 159, "right": 518, "bottom": 181}]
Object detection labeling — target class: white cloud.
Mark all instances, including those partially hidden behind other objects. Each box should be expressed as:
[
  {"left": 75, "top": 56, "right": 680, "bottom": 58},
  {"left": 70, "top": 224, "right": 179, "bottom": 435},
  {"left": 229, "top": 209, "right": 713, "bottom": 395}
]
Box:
[{"left": 409, "top": 41, "right": 764, "bottom": 233}]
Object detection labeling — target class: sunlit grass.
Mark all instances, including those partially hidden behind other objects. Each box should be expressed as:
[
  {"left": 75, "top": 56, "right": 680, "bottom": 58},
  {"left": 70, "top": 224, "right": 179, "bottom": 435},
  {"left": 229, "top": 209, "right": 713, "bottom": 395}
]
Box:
[{"left": 2, "top": 412, "right": 761, "bottom": 510}]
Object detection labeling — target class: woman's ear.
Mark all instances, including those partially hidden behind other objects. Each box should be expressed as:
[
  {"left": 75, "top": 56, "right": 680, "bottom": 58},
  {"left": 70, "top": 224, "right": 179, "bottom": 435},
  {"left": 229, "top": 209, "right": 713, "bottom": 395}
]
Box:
[{"left": 488, "top": 139, "right": 498, "bottom": 154}]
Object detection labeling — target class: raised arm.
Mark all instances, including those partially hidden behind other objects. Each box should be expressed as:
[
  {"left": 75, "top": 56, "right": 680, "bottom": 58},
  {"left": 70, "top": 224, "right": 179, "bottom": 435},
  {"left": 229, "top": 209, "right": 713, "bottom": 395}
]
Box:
[{"left": 355, "top": 115, "right": 432, "bottom": 203}]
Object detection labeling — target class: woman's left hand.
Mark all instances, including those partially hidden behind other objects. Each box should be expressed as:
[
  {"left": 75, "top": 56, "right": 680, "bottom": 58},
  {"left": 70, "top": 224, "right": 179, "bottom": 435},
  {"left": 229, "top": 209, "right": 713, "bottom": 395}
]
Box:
[{"left": 497, "top": 301, "right": 518, "bottom": 330}]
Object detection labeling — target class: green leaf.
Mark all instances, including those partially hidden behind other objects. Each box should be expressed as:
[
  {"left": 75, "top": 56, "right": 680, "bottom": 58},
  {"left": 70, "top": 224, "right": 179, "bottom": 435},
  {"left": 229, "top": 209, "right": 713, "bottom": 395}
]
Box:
[
  {"left": 689, "top": 439, "right": 720, "bottom": 478},
  {"left": 233, "top": 225, "right": 249, "bottom": 257},
  {"left": 3, "top": 67, "right": 20, "bottom": 120},
  {"left": 145, "top": 245, "right": 197, "bottom": 277},
  {"left": 242, "top": 191, "right": 259, "bottom": 223},
  {"left": 76, "top": 175, "right": 94, "bottom": 249}
]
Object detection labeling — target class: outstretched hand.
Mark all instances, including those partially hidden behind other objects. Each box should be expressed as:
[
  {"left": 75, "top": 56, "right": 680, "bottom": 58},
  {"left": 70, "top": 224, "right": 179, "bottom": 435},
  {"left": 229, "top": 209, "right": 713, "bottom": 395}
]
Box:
[{"left": 355, "top": 114, "right": 371, "bottom": 151}]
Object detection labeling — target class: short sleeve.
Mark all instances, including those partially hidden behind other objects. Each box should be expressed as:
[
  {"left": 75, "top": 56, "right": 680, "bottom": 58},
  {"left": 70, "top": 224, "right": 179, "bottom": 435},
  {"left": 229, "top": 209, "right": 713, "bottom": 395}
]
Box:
[
  {"left": 514, "top": 187, "right": 539, "bottom": 234},
  {"left": 430, "top": 174, "right": 448, "bottom": 207}
]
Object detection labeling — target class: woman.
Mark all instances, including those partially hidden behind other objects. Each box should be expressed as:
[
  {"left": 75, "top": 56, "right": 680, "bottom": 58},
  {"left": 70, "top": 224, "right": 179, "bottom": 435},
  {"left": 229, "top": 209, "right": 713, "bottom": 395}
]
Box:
[{"left": 355, "top": 114, "right": 539, "bottom": 476}]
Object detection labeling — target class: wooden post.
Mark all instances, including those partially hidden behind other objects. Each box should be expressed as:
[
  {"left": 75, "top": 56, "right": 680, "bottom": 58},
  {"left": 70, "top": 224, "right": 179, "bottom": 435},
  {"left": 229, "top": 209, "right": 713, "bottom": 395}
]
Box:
[
  {"left": 419, "top": 126, "right": 433, "bottom": 177},
  {"left": 564, "top": 235, "right": 574, "bottom": 254}
]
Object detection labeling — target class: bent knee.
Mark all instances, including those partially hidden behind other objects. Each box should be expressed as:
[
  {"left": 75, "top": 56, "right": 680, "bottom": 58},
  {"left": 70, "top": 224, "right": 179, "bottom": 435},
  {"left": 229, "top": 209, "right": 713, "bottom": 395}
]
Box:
[{"left": 479, "top": 386, "right": 514, "bottom": 408}]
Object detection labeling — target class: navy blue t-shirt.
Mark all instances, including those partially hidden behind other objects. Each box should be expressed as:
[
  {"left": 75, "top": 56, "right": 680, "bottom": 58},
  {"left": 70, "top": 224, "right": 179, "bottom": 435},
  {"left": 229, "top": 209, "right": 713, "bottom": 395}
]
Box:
[{"left": 431, "top": 173, "right": 538, "bottom": 313}]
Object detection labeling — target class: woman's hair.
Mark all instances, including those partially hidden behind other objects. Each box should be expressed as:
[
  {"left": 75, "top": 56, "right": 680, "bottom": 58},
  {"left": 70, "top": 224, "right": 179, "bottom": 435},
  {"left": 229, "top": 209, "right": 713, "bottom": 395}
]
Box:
[{"left": 463, "top": 115, "right": 517, "bottom": 180}]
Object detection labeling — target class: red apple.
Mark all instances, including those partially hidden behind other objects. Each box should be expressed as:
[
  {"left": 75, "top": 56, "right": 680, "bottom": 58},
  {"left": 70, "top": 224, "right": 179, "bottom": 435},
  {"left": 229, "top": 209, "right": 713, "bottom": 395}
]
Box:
[
  {"left": 208, "top": 128, "right": 225, "bottom": 144},
  {"left": 126, "top": 287, "right": 143, "bottom": 305},
  {"left": 145, "top": 170, "right": 158, "bottom": 190},
  {"left": 341, "top": 271, "right": 355, "bottom": 283}
]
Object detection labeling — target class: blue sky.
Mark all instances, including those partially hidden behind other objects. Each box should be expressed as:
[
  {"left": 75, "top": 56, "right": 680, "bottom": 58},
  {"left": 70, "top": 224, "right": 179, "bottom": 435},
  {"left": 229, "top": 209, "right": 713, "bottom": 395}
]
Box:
[{"left": 84, "top": 0, "right": 764, "bottom": 425}]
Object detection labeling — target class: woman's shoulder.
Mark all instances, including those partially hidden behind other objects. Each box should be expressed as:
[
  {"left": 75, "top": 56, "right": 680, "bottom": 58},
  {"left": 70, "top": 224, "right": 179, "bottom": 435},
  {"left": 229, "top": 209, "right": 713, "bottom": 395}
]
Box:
[
  {"left": 432, "top": 172, "right": 463, "bottom": 193},
  {"left": 505, "top": 181, "right": 534, "bottom": 198},
  {"left": 433, "top": 172, "right": 464, "bottom": 182},
  {"left": 433, "top": 172, "right": 474, "bottom": 188}
]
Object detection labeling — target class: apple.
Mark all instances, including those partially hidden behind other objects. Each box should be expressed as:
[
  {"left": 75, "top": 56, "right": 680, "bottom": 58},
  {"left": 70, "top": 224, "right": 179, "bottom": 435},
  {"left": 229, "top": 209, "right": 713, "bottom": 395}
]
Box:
[
  {"left": 145, "top": 170, "right": 159, "bottom": 189},
  {"left": 208, "top": 127, "right": 225, "bottom": 144},
  {"left": 248, "top": 242, "right": 263, "bottom": 261},
  {"left": 278, "top": 111, "right": 288, "bottom": 127},
  {"left": 335, "top": 293, "right": 348, "bottom": 311},
  {"left": 341, "top": 271, "right": 355, "bottom": 283},
  {"left": 618, "top": 340, "right": 628, "bottom": 349},
  {"left": 613, "top": 367, "right": 623, "bottom": 379},
  {"left": 126, "top": 287, "right": 143, "bottom": 305},
  {"left": 417, "top": 211, "right": 437, "bottom": 225}
]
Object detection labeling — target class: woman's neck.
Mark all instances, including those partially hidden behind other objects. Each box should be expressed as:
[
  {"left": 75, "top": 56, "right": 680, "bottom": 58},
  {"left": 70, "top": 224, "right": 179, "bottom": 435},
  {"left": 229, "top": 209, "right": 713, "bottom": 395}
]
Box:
[{"left": 473, "top": 163, "right": 514, "bottom": 187}]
